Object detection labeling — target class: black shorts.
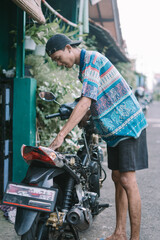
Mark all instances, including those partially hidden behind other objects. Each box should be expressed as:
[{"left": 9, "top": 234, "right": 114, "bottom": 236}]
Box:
[{"left": 107, "top": 129, "right": 148, "bottom": 172}]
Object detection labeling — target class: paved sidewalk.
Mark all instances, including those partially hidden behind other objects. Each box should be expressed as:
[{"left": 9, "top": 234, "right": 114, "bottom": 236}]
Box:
[{"left": 0, "top": 101, "right": 160, "bottom": 240}]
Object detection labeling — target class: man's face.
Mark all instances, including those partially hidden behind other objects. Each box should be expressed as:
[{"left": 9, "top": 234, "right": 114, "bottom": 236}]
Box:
[{"left": 50, "top": 45, "right": 75, "bottom": 68}]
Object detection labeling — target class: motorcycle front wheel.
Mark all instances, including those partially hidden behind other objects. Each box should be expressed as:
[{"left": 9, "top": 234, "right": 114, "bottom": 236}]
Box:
[{"left": 21, "top": 213, "right": 79, "bottom": 240}]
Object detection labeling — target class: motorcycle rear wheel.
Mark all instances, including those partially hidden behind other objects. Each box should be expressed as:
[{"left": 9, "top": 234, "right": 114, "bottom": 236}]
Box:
[
  {"left": 21, "top": 213, "right": 48, "bottom": 240},
  {"left": 21, "top": 213, "right": 79, "bottom": 240}
]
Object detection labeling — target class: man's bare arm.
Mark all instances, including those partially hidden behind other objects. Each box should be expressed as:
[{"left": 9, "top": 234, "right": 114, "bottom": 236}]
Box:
[{"left": 49, "top": 96, "right": 91, "bottom": 150}]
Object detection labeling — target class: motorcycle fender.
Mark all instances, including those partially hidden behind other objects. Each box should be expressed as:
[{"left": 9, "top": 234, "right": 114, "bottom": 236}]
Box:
[
  {"left": 24, "top": 166, "right": 65, "bottom": 184},
  {"left": 15, "top": 207, "right": 39, "bottom": 235}
]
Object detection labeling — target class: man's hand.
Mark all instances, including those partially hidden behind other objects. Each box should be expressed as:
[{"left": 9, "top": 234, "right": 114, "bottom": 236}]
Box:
[
  {"left": 49, "top": 134, "right": 64, "bottom": 151},
  {"left": 49, "top": 97, "right": 91, "bottom": 150}
]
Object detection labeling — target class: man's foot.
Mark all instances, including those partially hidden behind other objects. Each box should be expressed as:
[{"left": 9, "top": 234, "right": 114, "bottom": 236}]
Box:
[{"left": 105, "top": 233, "right": 128, "bottom": 240}]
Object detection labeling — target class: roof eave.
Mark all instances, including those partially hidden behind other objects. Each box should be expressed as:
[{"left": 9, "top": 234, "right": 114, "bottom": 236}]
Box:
[{"left": 89, "top": 19, "right": 129, "bottom": 63}]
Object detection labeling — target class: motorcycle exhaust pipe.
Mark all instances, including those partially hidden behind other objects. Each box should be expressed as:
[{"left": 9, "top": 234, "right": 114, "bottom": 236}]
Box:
[{"left": 67, "top": 206, "right": 92, "bottom": 231}]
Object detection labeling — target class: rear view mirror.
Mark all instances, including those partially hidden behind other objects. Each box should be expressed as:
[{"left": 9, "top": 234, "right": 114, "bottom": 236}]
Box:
[
  {"left": 39, "top": 91, "right": 60, "bottom": 105},
  {"left": 39, "top": 91, "right": 56, "bottom": 101}
]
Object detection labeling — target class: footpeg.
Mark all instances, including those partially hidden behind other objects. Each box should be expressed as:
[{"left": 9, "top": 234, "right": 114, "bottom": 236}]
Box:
[
  {"left": 99, "top": 203, "right": 111, "bottom": 208},
  {"left": 97, "top": 203, "right": 111, "bottom": 214}
]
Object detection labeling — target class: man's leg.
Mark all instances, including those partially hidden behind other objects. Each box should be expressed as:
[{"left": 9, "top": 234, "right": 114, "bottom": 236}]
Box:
[
  {"left": 106, "top": 170, "right": 128, "bottom": 240},
  {"left": 106, "top": 171, "right": 141, "bottom": 240},
  {"left": 120, "top": 171, "right": 141, "bottom": 240}
]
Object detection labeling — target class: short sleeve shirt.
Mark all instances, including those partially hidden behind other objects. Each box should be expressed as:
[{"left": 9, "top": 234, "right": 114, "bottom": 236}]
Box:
[{"left": 79, "top": 49, "right": 148, "bottom": 147}]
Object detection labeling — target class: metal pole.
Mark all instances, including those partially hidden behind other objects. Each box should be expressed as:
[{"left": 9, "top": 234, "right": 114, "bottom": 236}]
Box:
[
  {"left": 78, "top": 0, "right": 84, "bottom": 40},
  {"left": 16, "top": 7, "right": 26, "bottom": 78},
  {"left": 83, "top": 0, "right": 89, "bottom": 33}
]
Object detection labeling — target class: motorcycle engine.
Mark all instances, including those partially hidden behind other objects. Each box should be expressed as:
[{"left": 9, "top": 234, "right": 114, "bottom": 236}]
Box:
[{"left": 67, "top": 192, "right": 98, "bottom": 231}]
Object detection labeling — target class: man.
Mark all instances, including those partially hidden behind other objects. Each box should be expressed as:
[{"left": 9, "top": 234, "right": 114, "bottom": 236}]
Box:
[{"left": 45, "top": 34, "right": 148, "bottom": 240}]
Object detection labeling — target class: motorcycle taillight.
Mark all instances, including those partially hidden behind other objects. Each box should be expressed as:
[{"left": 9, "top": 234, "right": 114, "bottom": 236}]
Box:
[{"left": 21, "top": 145, "right": 64, "bottom": 167}]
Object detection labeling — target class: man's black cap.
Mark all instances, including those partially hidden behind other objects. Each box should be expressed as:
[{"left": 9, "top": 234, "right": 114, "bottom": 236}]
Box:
[{"left": 46, "top": 34, "right": 82, "bottom": 56}]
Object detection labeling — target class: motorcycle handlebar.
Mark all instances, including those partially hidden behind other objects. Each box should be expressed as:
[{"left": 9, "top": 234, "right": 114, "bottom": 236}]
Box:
[{"left": 45, "top": 113, "right": 61, "bottom": 119}]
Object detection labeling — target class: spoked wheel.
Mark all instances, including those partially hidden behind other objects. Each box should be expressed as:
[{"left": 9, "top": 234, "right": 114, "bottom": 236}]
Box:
[{"left": 49, "top": 224, "right": 80, "bottom": 240}]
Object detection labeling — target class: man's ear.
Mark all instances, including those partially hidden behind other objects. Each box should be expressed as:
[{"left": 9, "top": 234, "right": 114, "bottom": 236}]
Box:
[{"left": 65, "top": 44, "right": 72, "bottom": 52}]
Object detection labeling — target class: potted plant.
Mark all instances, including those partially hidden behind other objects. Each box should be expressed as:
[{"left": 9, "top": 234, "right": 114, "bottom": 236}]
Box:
[
  {"left": 25, "top": 35, "right": 36, "bottom": 51},
  {"left": 25, "top": 20, "right": 60, "bottom": 55},
  {"left": 25, "top": 19, "right": 79, "bottom": 56}
]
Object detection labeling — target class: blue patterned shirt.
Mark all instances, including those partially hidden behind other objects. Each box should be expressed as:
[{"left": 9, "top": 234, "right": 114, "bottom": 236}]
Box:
[{"left": 79, "top": 49, "right": 147, "bottom": 147}]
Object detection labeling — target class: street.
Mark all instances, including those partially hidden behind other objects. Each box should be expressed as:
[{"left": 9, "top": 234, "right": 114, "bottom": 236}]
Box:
[{"left": 0, "top": 101, "right": 160, "bottom": 240}]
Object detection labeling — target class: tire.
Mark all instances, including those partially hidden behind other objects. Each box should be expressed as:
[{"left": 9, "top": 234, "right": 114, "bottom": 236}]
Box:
[
  {"left": 21, "top": 217, "right": 79, "bottom": 240},
  {"left": 21, "top": 213, "right": 48, "bottom": 240}
]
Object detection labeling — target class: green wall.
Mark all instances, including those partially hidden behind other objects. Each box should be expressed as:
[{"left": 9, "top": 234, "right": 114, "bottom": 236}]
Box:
[{"left": 12, "top": 77, "right": 37, "bottom": 182}]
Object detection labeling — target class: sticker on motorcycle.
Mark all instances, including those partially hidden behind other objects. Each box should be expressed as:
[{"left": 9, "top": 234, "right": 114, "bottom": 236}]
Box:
[{"left": 2, "top": 183, "right": 58, "bottom": 212}]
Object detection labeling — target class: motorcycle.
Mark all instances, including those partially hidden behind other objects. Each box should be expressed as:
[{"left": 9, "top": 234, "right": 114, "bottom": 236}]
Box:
[
  {"left": 2, "top": 91, "right": 109, "bottom": 240},
  {"left": 134, "top": 87, "right": 149, "bottom": 115}
]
